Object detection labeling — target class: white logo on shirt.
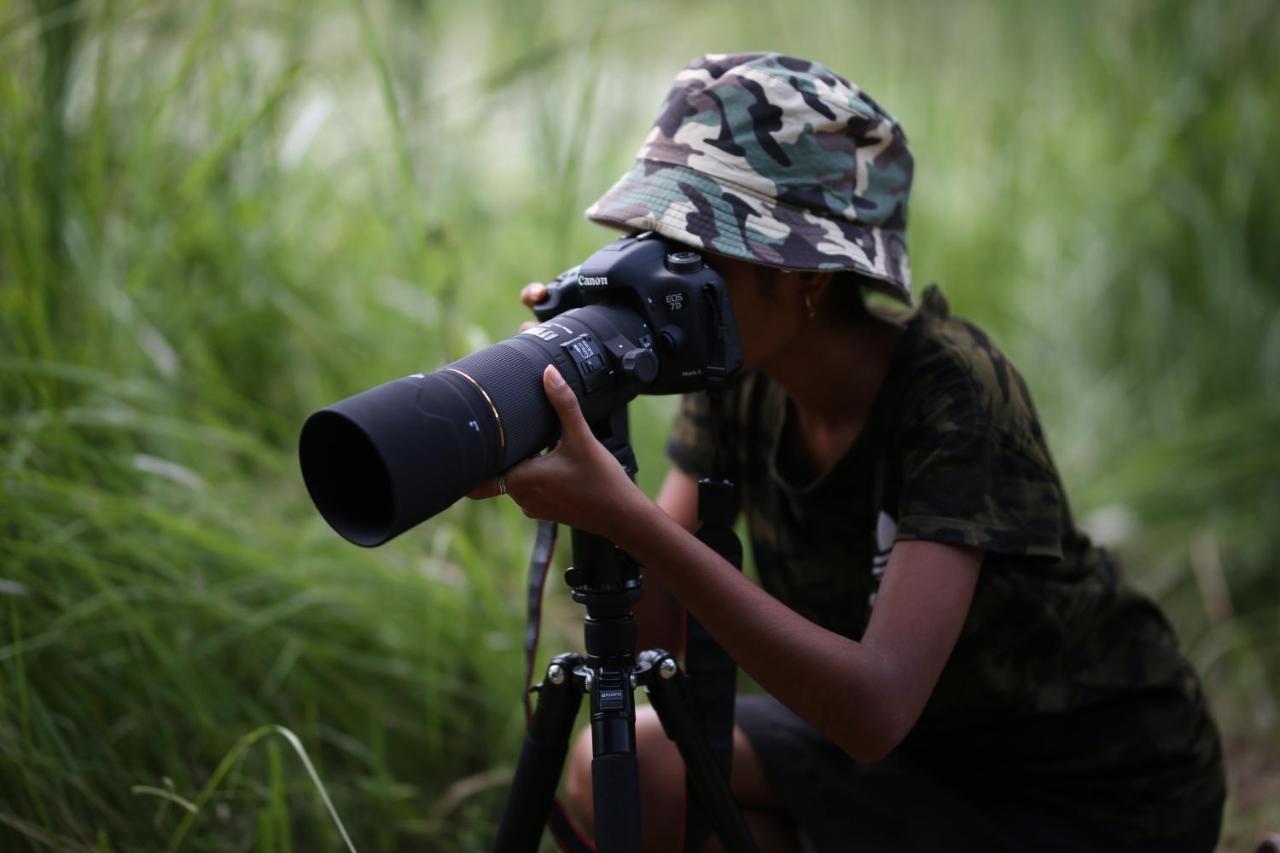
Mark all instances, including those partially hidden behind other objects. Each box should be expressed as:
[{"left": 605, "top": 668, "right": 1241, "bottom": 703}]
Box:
[{"left": 868, "top": 511, "right": 897, "bottom": 609}]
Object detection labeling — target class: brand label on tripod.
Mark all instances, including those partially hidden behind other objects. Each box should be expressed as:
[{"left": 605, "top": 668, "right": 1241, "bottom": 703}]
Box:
[{"left": 599, "top": 689, "right": 625, "bottom": 710}]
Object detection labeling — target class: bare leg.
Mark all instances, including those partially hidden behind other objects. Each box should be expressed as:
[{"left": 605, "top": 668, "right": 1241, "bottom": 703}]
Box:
[{"left": 565, "top": 704, "right": 799, "bottom": 853}]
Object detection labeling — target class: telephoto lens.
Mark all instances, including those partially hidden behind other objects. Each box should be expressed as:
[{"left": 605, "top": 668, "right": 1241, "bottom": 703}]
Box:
[
  {"left": 298, "top": 233, "right": 741, "bottom": 547},
  {"left": 299, "top": 304, "right": 651, "bottom": 546}
]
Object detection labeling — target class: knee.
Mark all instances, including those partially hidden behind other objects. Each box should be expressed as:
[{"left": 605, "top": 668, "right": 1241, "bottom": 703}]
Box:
[
  {"left": 563, "top": 705, "right": 685, "bottom": 837},
  {"left": 564, "top": 724, "right": 595, "bottom": 832}
]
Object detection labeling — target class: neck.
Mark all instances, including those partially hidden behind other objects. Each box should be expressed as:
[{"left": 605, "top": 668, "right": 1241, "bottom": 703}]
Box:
[{"left": 759, "top": 315, "right": 902, "bottom": 432}]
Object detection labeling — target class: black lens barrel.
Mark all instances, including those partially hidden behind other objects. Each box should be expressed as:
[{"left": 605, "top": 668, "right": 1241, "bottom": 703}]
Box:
[
  {"left": 448, "top": 339, "right": 558, "bottom": 470},
  {"left": 299, "top": 367, "right": 510, "bottom": 546},
  {"left": 299, "top": 304, "right": 654, "bottom": 547}
]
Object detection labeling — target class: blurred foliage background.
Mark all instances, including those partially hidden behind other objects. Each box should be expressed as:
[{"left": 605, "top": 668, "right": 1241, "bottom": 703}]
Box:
[{"left": 1, "top": 0, "right": 1277, "bottom": 849}]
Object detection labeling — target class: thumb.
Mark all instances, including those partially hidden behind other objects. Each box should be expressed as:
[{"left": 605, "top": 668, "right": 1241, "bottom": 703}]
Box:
[{"left": 543, "top": 365, "right": 591, "bottom": 444}]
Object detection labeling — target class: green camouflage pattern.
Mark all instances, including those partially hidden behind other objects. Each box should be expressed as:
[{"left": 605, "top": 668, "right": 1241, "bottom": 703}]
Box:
[
  {"left": 586, "top": 53, "right": 913, "bottom": 304},
  {"left": 666, "top": 287, "right": 1225, "bottom": 840}
]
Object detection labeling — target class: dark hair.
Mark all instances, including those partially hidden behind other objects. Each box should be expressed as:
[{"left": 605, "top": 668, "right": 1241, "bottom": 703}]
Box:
[{"left": 826, "top": 270, "right": 874, "bottom": 326}]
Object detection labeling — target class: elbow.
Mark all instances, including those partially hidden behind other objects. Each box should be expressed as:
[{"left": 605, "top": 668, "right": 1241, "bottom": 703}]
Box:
[
  {"left": 840, "top": 727, "right": 901, "bottom": 765},
  {"left": 834, "top": 671, "right": 919, "bottom": 764},
  {"left": 849, "top": 741, "right": 894, "bottom": 765},
  {"left": 842, "top": 739, "right": 889, "bottom": 765},
  {"left": 837, "top": 707, "right": 912, "bottom": 765},
  {"left": 836, "top": 647, "right": 926, "bottom": 764}
]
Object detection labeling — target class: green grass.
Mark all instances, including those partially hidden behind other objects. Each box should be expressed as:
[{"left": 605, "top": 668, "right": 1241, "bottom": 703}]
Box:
[{"left": 1, "top": 0, "right": 1277, "bottom": 849}]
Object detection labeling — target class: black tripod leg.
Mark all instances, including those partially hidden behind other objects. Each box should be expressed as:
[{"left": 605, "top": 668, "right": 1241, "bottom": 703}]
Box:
[
  {"left": 591, "top": 751, "right": 643, "bottom": 853},
  {"left": 494, "top": 654, "right": 584, "bottom": 853},
  {"left": 588, "top": 664, "right": 644, "bottom": 853},
  {"left": 646, "top": 656, "right": 758, "bottom": 853}
]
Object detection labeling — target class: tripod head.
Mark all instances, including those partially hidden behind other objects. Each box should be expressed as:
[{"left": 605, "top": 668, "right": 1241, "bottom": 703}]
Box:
[{"left": 563, "top": 404, "right": 642, "bottom": 600}]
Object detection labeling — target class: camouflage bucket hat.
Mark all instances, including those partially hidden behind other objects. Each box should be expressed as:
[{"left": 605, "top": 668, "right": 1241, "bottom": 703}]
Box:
[{"left": 586, "top": 52, "right": 914, "bottom": 304}]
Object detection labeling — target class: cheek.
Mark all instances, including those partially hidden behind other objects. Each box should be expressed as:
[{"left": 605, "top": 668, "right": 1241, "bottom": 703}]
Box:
[
  {"left": 738, "top": 316, "right": 772, "bottom": 367},
  {"left": 719, "top": 269, "right": 803, "bottom": 368},
  {"left": 732, "top": 294, "right": 796, "bottom": 367}
]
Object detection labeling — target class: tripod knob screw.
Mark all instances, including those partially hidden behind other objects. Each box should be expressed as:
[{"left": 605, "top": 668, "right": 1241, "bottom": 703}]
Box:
[
  {"left": 659, "top": 657, "right": 678, "bottom": 680},
  {"left": 547, "top": 663, "right": 566, "bottom": 685}
]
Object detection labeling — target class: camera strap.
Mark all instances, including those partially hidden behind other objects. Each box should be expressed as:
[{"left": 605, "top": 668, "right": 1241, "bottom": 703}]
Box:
[
  {"left": 523, "top": 519, "right": 594, "bottom": 853},
  {"left": 523, "top": 519, "right": 559, "bottom": 727}
]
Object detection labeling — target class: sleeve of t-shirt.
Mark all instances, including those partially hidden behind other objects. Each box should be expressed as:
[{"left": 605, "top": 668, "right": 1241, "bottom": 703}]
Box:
[
  {"left": 665, "top": 390, "right": 718, "bottom": 479},
  {"left": 892, "top": 352, "right": 1065, "bottom": 560}
]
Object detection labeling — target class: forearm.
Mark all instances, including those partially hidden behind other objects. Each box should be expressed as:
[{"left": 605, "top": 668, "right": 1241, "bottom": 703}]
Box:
[
  {"left": 633, "top": 468, "right": 698, "bottom": 655},
  {"left": 492, "top": 368, "right": 974, "bottom": 762},
  {"left": 615, "top": 497, "right": 899, "bottom": 763},
  {"left": 633, "top": 572, "right": 684, "bottom": 655}
]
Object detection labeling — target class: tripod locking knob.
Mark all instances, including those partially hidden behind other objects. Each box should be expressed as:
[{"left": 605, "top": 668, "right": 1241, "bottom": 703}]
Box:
[{"left": 547, "top": 663, "right": 566, "bottom": 685}]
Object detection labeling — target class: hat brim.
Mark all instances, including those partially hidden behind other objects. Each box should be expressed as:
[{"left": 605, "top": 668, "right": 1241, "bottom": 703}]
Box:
[{"left": 585, "top": 159, "right": 912, "bottom": 305}]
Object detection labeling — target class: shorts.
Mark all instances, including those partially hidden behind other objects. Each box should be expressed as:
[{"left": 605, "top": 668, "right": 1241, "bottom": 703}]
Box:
[{"left": 733, "top": 695, "right": 1222, "bottom": 853}]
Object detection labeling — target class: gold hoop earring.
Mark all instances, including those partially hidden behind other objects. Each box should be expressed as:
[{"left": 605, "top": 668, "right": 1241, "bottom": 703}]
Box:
[{"left": 804, "top": 291, "right": 816, "bottom": 320}]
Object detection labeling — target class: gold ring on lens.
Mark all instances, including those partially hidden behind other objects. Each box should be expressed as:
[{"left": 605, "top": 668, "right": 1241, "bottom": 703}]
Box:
[{"left": 445, "top": 368, "right": 505, "bottom": 453}]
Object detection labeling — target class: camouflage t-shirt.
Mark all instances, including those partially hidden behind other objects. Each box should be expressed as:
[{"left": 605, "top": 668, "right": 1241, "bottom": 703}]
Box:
[{"left": 666, "top": 286, "right": 1224, "bottom": 840}]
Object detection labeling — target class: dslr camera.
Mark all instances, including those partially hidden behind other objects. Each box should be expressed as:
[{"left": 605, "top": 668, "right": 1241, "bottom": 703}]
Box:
[{"left": 299, "top": 232, "right": 743, "bottom": 545}]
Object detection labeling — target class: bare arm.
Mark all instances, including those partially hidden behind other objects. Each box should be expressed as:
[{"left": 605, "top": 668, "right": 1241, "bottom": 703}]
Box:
[
  {"left": 516, "top": 281, "right": 694, "bottom": 656},
  {"left": 481, "top": 366, "right": 981, "bottom": 763},
  {"left": 616, "top": 501, "right": 981, "bottom": 762},
  {"left": 633, "top": 468, "right": 698, "bottom": 655}
]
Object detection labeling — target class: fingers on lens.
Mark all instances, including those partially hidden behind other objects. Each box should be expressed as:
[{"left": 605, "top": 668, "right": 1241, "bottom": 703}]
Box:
[
  {"left": 467, "top": 480, "right": 498, "bottom": 500},
  {"left": 521, "top": 282, "right": 547, "bottom": 307}
]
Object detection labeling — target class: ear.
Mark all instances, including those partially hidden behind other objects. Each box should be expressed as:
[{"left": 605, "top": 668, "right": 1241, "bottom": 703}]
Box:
[{"left": 797, "top": 270, "right": 834, "bottom": 300}]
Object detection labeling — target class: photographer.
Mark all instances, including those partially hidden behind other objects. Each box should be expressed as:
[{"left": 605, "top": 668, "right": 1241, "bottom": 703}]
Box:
[{"left": 475, "top": 53, "right": 1225, "bottom": 852}]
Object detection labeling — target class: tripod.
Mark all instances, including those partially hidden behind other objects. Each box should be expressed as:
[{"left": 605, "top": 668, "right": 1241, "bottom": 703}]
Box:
[{"left": 492, "top": 409, "right": 757, "bottom": 853}]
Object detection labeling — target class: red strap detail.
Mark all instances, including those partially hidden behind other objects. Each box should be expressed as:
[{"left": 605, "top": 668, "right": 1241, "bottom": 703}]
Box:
[{"left": 549, "top": 797, "right": 595, "bottom": 852}]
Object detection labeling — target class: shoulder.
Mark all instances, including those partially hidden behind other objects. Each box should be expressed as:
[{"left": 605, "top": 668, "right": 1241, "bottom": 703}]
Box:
[
  {"left": 885, "top": 287, "right": 1068, "bottom": 559},
  {"left": 896, "top": 286, "right": 1045, "bottom": 451}
]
